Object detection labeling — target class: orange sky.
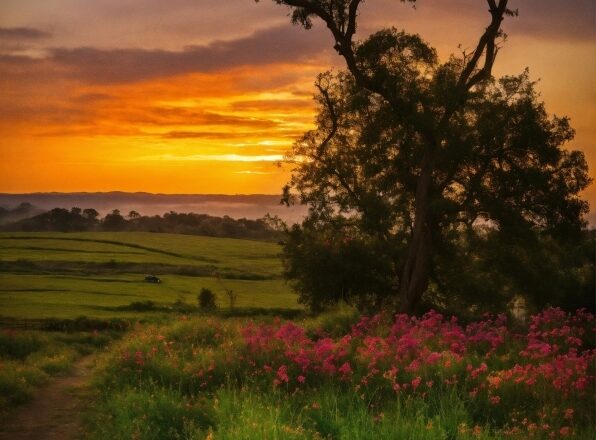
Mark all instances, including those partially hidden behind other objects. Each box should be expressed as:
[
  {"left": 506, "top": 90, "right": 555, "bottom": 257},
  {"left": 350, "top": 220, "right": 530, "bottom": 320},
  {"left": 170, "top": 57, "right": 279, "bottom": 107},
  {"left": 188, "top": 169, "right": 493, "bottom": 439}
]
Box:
[{"left": 0, "top": 0, "right": 594, "bottom": 219}]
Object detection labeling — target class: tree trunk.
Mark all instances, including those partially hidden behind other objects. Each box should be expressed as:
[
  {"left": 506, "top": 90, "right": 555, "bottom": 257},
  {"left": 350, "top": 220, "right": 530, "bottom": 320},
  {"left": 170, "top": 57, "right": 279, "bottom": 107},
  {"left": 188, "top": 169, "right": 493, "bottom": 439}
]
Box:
[{"left": 398, "top": 155, "right": 434, "bottom": 313}]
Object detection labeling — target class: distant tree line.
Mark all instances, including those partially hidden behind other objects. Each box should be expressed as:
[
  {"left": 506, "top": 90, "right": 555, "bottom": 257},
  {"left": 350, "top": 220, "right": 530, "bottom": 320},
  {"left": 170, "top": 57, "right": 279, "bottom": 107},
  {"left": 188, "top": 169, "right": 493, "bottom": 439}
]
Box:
[
  {"left": 0, "top": 203, "right": 43, "bottom": 225},
  {"left": 0, "top": 207, "right": 282, "bottom": 241}
]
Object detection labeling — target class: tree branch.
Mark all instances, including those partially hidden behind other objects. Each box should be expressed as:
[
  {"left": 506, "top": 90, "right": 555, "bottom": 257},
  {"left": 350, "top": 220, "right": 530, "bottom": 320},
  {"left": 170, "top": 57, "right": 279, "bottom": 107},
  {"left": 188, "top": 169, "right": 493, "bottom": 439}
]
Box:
[
  {"left": 309, "top": 76, "right": 364, "bottom": 216},
  {"left": 314, "top": 79, "right": 339, "bottom": 158},
  {"left": 457, "top": 0, "right": 509, "bottom": 91}
]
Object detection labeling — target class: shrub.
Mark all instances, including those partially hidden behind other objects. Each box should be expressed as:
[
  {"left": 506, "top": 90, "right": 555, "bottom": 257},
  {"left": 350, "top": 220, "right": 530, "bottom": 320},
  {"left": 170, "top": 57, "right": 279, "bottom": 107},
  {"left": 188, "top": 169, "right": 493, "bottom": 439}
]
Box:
[
  {"left": 0, "top": 330, "right": 43, "bottom": 359},
  {"left": 198, "top": 288, "right": 217, "bottom": 310}
]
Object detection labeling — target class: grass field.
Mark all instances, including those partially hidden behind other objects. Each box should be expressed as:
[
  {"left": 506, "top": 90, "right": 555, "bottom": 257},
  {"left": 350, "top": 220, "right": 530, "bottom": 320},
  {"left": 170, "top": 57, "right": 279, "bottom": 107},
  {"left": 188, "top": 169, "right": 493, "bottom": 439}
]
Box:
[
  {"left": 0, "top": 232, "right": 299, "bottom": 319},
  {"left": 0, "top": 232, "right": 594, "bottom": 439}
]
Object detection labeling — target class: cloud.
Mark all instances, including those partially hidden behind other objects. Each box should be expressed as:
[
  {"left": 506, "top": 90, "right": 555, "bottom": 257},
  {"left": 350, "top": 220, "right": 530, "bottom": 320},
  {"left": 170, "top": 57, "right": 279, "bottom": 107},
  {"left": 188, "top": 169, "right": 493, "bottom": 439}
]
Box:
[
  {"left": 362, "top": 0, "right": 595, "bottom": 43},
  {"left": 0, "top": 27, "right": 51, "bottom": 40},
  {"left": 144, "top": 108, "right": 280, "bottom": 128},
  {"left": 0, "top": 64, "right": 316, "bottom": 142},
  {"left": 234, "top": 170, "right": 273, "bottom": 175},
  {"left": 161, "top": 131, "right": 265, "bottom": 140},
  {"left": 230, "top": 98, "right": 313, "bottom": 112},
  {"left": 0, "top": 0, "right": 287, "bottom": 50},
  {"left": 35, "top": 25, "right": 329, "bottom": 84},
  {"left": 508, "top": 0, "right": 595, "bottom": 41},
  {"left": 71, "top": 93, "right": 113, "bottom": 103},
  {"left": 0, "top": 27, "right": 52, "bottom": 55},
  {"left": 140, "top": 154, "right": 284, "bottom": 162}
]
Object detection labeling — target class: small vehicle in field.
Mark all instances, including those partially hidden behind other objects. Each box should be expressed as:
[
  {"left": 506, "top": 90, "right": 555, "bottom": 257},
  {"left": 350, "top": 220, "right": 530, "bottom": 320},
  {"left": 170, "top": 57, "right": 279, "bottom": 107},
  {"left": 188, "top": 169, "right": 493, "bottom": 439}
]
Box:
[{"left": 144, "top": 275, "right": 161, "bottom": 284}]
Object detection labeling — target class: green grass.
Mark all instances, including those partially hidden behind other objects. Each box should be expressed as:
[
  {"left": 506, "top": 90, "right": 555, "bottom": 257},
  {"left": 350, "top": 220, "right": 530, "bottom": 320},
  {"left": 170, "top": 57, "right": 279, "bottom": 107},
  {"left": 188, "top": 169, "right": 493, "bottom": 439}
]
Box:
[
  {"left": 0, "top": 232, "right": 299, "bottom": 319},
  {"left": 0, "top": 328, "right": 118, "bottom": 418},
  {"left": 89, "top": 382, "right": 505, "bottom": 440},
  {"left": 0, "top": 232, "right": 283, "bottom": 276}
]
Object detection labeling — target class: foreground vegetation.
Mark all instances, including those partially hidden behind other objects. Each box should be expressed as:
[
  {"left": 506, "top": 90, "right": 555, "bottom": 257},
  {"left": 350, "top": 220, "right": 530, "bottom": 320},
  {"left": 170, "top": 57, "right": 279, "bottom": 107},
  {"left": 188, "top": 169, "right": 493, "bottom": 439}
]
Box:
[
  {"left": 1, "top": 231, "right": 592, "bottom": 439},
  {"left": 0, "top": 327, "right": 118, "bottom": 419},
  {"left": 86, "top": 307, "right": 594, "bottom": 439}
]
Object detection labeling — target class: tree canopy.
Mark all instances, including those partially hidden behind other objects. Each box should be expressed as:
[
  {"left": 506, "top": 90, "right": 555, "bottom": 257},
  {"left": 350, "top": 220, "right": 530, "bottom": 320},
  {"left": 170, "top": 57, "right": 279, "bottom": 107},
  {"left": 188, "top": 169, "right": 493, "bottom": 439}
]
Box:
[{"left": 262, "top": 0, "right": 592, "bottom": 313}]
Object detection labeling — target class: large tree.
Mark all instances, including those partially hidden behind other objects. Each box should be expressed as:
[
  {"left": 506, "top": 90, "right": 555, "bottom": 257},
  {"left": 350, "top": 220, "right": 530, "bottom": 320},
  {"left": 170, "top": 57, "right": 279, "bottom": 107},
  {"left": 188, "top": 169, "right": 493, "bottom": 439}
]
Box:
[{"left": 261, "top": 0, "right": 591, "bottom": 312}]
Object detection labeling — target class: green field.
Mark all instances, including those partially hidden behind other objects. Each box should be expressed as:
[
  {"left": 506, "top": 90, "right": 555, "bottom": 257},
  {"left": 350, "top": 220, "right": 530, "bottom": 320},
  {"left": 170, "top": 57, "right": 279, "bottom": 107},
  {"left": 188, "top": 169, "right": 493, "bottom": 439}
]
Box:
[{"left": 0, "top": 232, "right": 299, "bottom": 319}]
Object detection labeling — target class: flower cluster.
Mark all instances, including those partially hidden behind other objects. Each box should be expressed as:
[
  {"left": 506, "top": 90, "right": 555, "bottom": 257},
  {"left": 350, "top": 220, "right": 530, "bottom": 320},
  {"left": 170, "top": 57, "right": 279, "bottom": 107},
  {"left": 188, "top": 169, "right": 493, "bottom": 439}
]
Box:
[
  {"left": 237, "top": 308, "right": 594, "bottom": 437},
  {"left": 113, "top": 308, "right": 594, "bottom": 438}
]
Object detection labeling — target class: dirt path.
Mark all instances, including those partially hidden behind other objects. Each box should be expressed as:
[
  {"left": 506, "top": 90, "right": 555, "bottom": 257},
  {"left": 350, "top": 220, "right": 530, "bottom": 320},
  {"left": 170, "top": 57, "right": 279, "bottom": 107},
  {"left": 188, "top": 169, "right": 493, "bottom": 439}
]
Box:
[{"left": 0, "top": 355, "right": 96, "bottom": 440}]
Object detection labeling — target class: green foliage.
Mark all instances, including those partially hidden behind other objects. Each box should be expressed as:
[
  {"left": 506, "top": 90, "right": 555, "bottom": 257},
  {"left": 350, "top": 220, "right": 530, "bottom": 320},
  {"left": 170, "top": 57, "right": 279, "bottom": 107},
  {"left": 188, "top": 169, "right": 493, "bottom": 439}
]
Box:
[
  {"left": 117, "top": 300, "right": 158, "bottom": 312},
  {"left": 0, "top": 362, "right": 48, "bottom": 408},
  {"left": 432, "top": 229, "right": 596, "bottom": 314},
  {"left": 283, "top": 222, "right": 396, "bottom": 312},
  {"left": 267, "top": 1, "right": 591, "bottom": 313},
  {"left": 303, "top": 303, "right": 360, "bottom": 337},
  {"left": 0, "top": 330, "right": 43, "bottom": 359},
  {"left": 86, "top": 386, "right": 214, "bottom": 440},
  {"left": 0, "top": 329, "right": 117, "bottom": 417},
  {"left": 281, "top": 46, "right": 591, "bottom": 313}
]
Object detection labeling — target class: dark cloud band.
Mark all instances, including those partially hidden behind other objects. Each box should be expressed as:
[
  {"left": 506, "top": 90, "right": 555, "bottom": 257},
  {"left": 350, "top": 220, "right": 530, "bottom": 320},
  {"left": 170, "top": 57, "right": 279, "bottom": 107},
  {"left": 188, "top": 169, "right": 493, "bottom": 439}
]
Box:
[
  {"left": 0, "top": 27, "right": 51, "bottom": 39},
  {"left": 18, "top": 25, "right": 330, "bottom": 84}
]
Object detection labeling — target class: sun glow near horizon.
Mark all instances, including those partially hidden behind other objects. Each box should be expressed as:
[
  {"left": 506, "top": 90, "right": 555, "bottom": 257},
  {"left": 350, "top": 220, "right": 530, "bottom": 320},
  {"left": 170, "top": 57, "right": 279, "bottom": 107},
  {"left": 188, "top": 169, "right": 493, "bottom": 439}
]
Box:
[{"left": 0, "top": 64, "right": 319, "bottom": 194}]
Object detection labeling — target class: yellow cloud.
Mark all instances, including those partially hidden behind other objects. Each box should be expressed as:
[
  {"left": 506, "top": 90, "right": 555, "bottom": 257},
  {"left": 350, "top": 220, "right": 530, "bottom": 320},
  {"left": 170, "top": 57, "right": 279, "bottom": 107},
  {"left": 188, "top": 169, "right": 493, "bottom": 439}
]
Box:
[{"left": 139, "top": 154, "right": 284, "bottom": 162}]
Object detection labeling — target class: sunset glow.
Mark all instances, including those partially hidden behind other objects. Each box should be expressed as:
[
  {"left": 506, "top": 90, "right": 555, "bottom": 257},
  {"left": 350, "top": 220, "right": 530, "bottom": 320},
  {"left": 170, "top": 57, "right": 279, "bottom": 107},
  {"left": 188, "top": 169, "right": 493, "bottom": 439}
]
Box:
[{"left": 0, "top": 0, "right": 594, "bottom": 217}]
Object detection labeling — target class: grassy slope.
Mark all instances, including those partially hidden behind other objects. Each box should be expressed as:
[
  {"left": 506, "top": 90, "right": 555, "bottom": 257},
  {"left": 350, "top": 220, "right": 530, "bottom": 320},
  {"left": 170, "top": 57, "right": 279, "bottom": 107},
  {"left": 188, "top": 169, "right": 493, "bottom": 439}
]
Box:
[{"left": 0, "top": 232, "right": 298, "bottom": 319}]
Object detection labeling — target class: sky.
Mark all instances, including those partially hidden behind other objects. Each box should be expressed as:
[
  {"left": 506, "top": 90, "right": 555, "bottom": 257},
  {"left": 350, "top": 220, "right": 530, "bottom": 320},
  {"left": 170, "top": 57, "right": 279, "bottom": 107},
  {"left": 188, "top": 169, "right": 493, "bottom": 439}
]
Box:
[{"left": 0, "top": 0, "right": 594, "bottom": 217}]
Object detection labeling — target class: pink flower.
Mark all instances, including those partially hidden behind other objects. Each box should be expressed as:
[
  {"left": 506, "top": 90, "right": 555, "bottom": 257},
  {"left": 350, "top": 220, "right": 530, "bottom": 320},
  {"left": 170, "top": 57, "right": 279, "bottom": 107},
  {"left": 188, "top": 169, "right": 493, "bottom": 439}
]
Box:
[
  {"left": 411, "top": 376, "right": 422, "bottom": 390},
  {"left": 425, "top": 352, "right": 442, "bottom": 365},
  {"left": 276, "top": 365, "right": 289, "bottom": 383},
  {"left": 338, "top": 362, "right": 352, "bottom": 378},
  {"left": 471, "top": 363, "right": 488, "bottom": 379},
  {"left": 297, "top": 375, "right": 306, "bottom": 384}
]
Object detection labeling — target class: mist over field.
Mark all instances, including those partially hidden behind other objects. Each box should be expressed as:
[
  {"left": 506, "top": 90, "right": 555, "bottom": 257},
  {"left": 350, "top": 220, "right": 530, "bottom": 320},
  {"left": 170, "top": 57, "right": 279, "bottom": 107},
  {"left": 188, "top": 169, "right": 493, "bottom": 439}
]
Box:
[{"left": 0, "top": 192, "right": 308, "bottom": 224}]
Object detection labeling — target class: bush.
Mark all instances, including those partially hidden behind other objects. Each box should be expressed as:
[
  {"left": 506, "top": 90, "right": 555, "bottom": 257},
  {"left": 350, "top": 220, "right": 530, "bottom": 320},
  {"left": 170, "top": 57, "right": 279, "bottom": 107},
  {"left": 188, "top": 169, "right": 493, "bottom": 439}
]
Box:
[
  {"left": 282, "top": 223, "right": 395, "bottom": 312},
  {"left": 198, "top": 288, "right": 217, "bottom": 310},
  {"left": 0, "top": 330, "right": 43, "bottom": 359}
]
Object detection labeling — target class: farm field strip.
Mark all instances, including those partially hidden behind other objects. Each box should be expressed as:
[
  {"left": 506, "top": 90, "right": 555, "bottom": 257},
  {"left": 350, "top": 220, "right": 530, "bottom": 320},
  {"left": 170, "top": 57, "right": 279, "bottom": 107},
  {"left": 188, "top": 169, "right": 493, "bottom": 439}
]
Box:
[
  {"left": 0, "top": 232, "right": 299, "bottom": 319},
  {"left": 0, "top": 233, "right": 283, "bottom": 278},
  {"left": 0, "top": 235, "right": 216, "bottom": 262}
]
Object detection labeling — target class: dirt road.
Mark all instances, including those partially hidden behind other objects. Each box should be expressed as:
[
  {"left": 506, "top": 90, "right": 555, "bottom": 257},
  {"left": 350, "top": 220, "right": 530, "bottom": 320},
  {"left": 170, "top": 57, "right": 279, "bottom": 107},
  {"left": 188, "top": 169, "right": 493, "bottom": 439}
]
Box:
[{"left": 0, "top": 355, "right": 96, "bottom": 440}]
